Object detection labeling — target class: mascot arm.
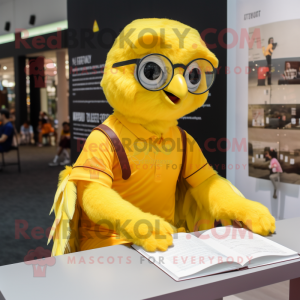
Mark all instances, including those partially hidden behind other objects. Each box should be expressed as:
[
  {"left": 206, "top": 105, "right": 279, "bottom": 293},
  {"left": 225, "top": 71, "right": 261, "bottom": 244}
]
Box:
[
  {"left": 190, "top": 174, "right": 276, "bottom": 236},
  {"left": 79, "top": 181, "right": 175, "bottom": 252}
]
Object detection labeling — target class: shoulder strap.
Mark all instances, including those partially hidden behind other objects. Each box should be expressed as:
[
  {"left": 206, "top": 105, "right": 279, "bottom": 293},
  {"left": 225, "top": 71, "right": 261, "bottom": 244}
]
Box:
[
  {"left": 92, "top": 124, "right": 185, "bottom": 181},
  {"left": 93, "top": 124, "right": 131, "bottom": 180},
  {"left": 177, "top": 126, "right": 187, "bottom": 179}
]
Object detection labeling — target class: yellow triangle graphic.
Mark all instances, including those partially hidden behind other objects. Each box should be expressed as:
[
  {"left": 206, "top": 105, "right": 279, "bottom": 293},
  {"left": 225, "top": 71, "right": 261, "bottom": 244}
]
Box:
[{"left": 93, "top": 20, "right": 99, "bottom": 32}]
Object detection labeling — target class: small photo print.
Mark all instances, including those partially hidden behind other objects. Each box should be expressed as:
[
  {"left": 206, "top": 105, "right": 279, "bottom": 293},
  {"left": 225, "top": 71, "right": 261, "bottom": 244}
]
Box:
[{"left": 248, "top": 19, "right": 300, "bottom": 185}]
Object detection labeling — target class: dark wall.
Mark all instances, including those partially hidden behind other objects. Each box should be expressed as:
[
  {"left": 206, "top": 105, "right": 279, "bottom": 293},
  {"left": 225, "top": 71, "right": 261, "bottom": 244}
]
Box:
[{"left": 67, "top": 0, "right": 227, "bottom": 177}]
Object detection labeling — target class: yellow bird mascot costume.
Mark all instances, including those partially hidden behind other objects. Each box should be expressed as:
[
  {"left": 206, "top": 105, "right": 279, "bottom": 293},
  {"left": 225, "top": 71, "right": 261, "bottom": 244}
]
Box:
[{"left": 48, "top": 18, "right": 275, "bottom": 256}]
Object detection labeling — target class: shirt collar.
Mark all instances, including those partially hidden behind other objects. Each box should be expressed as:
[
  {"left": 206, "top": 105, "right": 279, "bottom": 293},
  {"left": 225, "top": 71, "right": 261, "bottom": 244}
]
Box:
[{"left": 114, "top": 113, "right": 157, "bottom": 140}]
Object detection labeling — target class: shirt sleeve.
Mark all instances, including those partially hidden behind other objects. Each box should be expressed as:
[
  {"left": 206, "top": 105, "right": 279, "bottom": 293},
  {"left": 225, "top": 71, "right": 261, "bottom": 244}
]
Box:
[
  {"left": 267, "top": 44, "right": 273, "bottom": 53},
  {"left": 265, "top": 44, "right": 272, "bottom": 54},
  {"left": 4, "top": 124, "right": 14, "bottom": 137},
  {"left": 69, "top": 130, "right": 114, "bottom": 188},
  {"left": 182, "top": 132, "right": 217, "bottom": 188}
]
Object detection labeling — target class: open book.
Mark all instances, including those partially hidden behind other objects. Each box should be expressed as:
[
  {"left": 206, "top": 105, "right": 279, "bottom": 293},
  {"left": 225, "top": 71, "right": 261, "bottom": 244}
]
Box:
[{"left": 132, "top": 227, "right": 299, "bottom": 281}]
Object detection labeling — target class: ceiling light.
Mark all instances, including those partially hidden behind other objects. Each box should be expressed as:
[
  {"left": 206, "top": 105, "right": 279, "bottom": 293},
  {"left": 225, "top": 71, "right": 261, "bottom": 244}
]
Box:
[
  {"left": 3, "top": 66, "right": 7, "bottom": 70},
  {"left": 2, "top": 80, "right": 15, "bottom": 87}
]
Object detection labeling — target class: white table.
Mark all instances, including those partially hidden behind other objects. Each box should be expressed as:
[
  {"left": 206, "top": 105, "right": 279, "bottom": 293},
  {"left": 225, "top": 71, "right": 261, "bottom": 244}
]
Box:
[{"left": 0, "top": 217, "right": 300, "bottom": 300}]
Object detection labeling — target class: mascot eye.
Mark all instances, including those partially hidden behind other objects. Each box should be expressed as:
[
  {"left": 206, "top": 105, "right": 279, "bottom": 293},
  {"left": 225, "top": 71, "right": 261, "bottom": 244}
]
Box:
[
  {"left": 135, "top": 55, "right": 169, "bottom": 91},
  {"left": 185, "top": 62, "right": 201, "bottom": 92},
  {"left": 189, "top": 68, "right": 201, "bottom": 84},
  {"left": 143, "top": 62, "right": 161, "bottom": 80}
]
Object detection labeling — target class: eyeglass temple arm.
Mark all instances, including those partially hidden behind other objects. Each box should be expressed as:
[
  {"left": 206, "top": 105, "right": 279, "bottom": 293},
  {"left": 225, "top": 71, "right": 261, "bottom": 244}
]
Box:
[{"left": 112, "top": 59, "right": 140, "bottom": 68}]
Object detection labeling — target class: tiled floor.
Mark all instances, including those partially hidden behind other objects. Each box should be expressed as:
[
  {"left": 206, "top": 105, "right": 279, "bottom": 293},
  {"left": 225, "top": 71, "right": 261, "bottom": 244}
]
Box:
[{"left": 0, "top": 145, "right": 64, "bottom": 266}]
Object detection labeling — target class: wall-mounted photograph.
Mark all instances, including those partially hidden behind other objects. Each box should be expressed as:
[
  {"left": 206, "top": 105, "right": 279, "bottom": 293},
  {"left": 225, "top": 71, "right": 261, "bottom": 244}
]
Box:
[{"left": 248, "top": 19, "right": 300, "bottom": 187}]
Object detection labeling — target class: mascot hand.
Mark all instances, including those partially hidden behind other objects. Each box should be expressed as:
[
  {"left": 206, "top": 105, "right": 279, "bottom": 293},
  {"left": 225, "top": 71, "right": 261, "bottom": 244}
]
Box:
[
  {"left": 80, "top": 181, "right": 176, "bottom": 251},
  {"left": 128, "top": 213, "right": 176, "bottom": 252},
  {"left": 231, "top": 198, "right": 276, "bottom": 236},
  {"left": 193, "top": 175, "right": 276, "bottom": 236}
]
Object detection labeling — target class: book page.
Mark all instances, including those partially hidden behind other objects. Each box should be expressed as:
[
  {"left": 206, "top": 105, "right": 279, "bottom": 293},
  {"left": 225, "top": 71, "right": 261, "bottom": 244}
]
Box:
[
  {"left": 203, "top": 227, "right": 298, "bottom": 264},
  {"left": 133, "top": 232, "right": 240, "bottom": 279},
  {"left": 248, "top": 255, "right": 300, "bottom": 268}
]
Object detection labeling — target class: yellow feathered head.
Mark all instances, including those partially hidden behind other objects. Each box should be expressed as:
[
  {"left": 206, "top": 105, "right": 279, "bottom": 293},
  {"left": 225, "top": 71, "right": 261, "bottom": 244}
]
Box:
[{"left": 101, "top": 18, "right": 218, "bottom": 133}]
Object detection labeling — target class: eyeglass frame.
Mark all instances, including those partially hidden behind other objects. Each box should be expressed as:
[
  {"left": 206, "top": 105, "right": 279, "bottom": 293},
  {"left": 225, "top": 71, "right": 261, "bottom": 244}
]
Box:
[{"left": 111, "top": 53, "right": 217, "bottom": 94}]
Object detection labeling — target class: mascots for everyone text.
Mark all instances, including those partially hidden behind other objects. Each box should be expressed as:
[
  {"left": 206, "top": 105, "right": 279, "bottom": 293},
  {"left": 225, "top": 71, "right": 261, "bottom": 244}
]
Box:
[{"left": 48, "top": 19, "right": 275, "bottom": 255}]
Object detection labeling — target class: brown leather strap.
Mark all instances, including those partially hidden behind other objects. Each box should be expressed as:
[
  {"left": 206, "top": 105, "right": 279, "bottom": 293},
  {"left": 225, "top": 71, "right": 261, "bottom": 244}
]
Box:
[
  {"left": 93, "top": 124, "right": 131, "bottom": 180},
  {"left": 178, "top": 126, "right": 187, "bottom": 179}
]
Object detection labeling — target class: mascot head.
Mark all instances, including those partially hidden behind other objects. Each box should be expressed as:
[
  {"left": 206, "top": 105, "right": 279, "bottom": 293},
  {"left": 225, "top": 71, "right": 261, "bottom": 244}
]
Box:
[{"left": 101, "top": 18, "right": 218, "bottom": 134}]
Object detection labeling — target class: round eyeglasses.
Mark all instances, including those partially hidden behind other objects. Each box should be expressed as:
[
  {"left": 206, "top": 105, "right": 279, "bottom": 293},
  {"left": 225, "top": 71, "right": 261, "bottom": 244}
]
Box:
[{"left": 112, "top": 53, "right": 217, "bottom": 95}]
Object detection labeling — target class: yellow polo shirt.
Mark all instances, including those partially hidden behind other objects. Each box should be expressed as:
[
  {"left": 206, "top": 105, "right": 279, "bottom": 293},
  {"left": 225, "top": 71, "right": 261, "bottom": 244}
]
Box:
[
  {"left": 265, "top": 44, "right": 273, "bottom": 56},
  {"left": 69, "top": 113, "right": 216, "bottom": 250}
]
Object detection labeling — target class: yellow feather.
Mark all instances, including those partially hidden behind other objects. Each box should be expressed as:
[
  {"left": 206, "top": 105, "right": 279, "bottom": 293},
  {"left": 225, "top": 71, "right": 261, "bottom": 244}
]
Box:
[
  {"left": 56, "top": 196, "right": 64, "bottom": 221},
  {"left": 50, "top": 174, "right": 69, "bottom": 215},
  {"left": 59, "top": 211, "right": 70, "bottom": 254},
  {"left": 51, "top": 237, "right": 58, "bottom": 256},
  {"left": 68, "top": 206, "right": 80, "bottom": 252},
  {"left": 52, "top": 221, "right": 63, "bottom": 256},
  {"left": 48, "top": 167, "right": 79, "bottom": 256},
  {"left": 58, "top": 166, "right": 73, "bottom": 185},
  {"left": 47, "top": 199, "right": 64, "bottom": 243},
  {"left": 63, "top": 181, "right": 77, "bottom": 219},
  {"left": 47, "top": 218, "right": 57, "bottom": 245}
]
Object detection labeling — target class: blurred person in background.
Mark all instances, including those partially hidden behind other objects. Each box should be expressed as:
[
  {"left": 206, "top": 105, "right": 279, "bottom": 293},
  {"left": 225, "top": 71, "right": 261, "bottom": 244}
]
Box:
[
  {"left": 283, "top": 62, "right": 297, "bottom": 79},
  {"left": 262, "top": 37, "right": 277, "bottom": 85},
  {"left": 9, "top": 108, "right": 16, "bottom": 127},
  {"left": 0, "top": 109, "right": 14, "bottom": 155},
  {"left": 20, "top": 121, "right": 34, "bottom": 145},
  {"left": 265, "top": 149, "right": 282, "bottom": 199},
  {"left": 49, "top": 121, "right": 70, "bottom": 166},
  {"left": 39, "top": 111, "right": 48, "bottom": 121},
  {"left": 37, "top": 118, "right": 54, "bottom": 147}
]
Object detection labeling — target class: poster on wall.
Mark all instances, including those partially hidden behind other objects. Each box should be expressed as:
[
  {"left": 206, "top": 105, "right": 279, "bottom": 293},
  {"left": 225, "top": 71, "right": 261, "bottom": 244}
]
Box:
[
  {"left": 67, "top": 0, "right": 228, "bottom": 176},
  {"left": 232, "top": 0, "right": 300, "bottom": 220},
  {"left": 248, "top": 19, "right": 300, "bottom": 186}
]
